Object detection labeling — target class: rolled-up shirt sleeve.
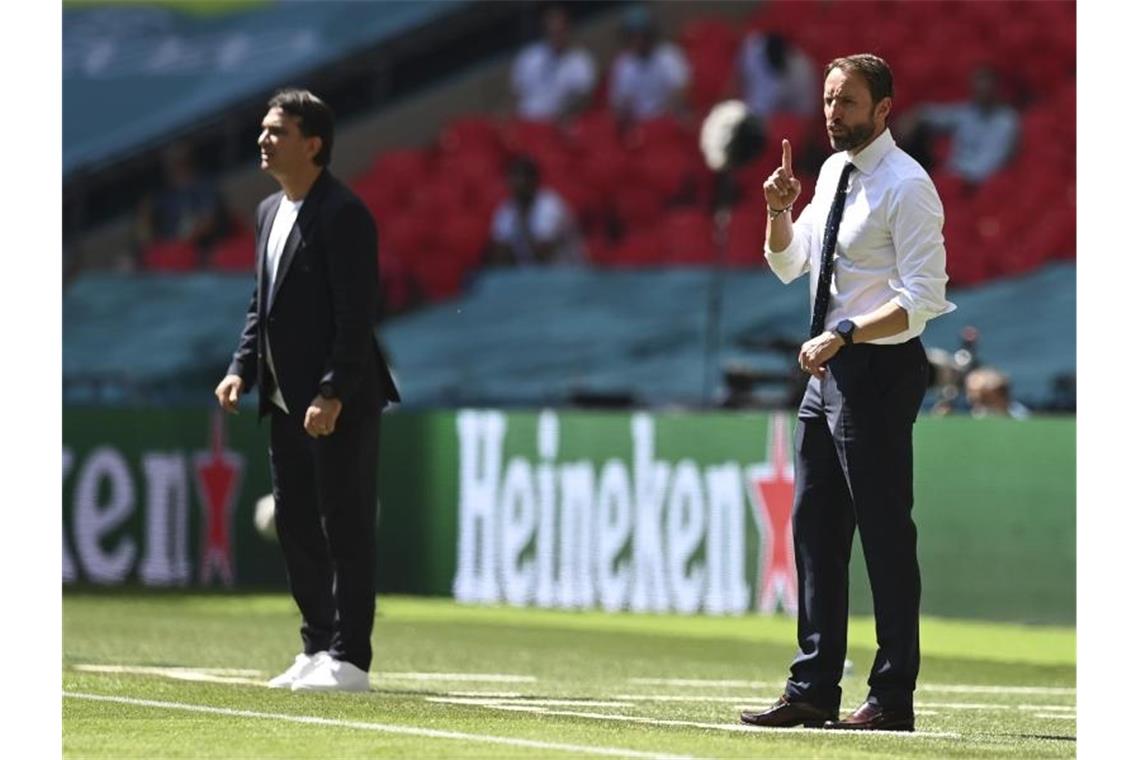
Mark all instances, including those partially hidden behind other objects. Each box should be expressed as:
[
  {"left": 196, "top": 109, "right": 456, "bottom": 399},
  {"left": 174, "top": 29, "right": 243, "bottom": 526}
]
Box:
[
  {"left": 764, "top": 200, "right": 814, "bottom": 283},
  {"left": 887, "top": 177, "right": 956, "bottom": 328}
]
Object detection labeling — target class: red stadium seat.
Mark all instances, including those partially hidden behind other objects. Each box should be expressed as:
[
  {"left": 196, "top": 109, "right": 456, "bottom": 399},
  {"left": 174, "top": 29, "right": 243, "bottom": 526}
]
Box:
[
  {"left": 612, "top": 183, "right": 666, "bottom": 233},
  {"left": 606, "top": 228, "right": 663, "bottom": 267},
  {"left": 206, "top": 228, "right": 256, "bottom": 272},
  {"left": 660, "top": 210, "right": 716, "bottom": 264},
  {"left": 439, "top": 116, "right": 503, "bottom": 159},
  {"left": 437, "top": 213, "right": 490, "bottom": 269},
  {"left": 381, "top": 214, "right": 436, "bottom": 263},
  {"left": 142, "top": 240, "right": 198, "bottom": 272},
  {"left": 502, "top": 119, "right": 566, "bottom": 158},
  {"left": 409, "top": 247, "right": 467, "bottom": 301},
  {"left": 566, "top": 110, "right": 621, "bottom": 154},
  {"left": 726, "top": 208, "right": 766, "bottom": 267}
]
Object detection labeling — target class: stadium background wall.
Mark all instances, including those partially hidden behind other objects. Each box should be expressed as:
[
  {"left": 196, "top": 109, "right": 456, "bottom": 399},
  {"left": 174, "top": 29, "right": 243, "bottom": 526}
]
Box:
[{"left": 61, "top": 408, "right": 1074, "bottom": 625}]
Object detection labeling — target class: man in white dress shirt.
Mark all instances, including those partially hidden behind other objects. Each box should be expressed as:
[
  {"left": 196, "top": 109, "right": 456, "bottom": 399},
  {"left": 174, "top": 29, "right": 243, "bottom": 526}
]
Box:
[
  {"left": 511, "top": 3, "right": 596, "bottom": 122},
  {"left": 739, "top": 54, "right": 954, "bottom": 733},
  {"left": 608, "top": 5, "right": 690, "bottom": 124}
]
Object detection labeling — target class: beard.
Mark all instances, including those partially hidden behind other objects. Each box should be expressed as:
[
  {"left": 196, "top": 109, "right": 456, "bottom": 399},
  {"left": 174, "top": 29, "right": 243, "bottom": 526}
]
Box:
[{"left": 828, "top": 119, "right": 875, "bottom": 152}]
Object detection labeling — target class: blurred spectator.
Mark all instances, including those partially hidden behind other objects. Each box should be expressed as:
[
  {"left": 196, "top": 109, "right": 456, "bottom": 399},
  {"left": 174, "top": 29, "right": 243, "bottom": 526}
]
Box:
[
  {"left": 734, "top": 32, "right": 816, "bottom": 118},
  {"left": 134, "top": 142, "right": 232, "bottom": 262},
  {"left": 965, "top": 367, "right": 1031, "bottom": 420},
  {"left": 608, "top": 5, "right": 690, "bottom": 124},
  {"left": 900, "top": 67, "right": 1020, "bottom": 184},
  {"left": 490, "top": 156, "right": 584, "bottom": 265},
  {"left": 511, "top": 3, "right": 597, "bottom": 122}
]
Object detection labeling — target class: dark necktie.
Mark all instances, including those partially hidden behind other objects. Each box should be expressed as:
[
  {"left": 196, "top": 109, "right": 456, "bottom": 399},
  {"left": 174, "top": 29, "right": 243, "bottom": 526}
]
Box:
[{"left": 809, "top": 161, "right": 857, "bottom": 338}]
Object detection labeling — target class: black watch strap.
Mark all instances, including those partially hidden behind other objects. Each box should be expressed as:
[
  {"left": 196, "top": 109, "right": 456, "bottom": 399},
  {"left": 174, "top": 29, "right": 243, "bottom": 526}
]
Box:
[
  {"left": 836, "top": 319, "right": 857, "bottom": 346},
  {"left": 318, "top": 381, "right": 338, "bottom": 399}
]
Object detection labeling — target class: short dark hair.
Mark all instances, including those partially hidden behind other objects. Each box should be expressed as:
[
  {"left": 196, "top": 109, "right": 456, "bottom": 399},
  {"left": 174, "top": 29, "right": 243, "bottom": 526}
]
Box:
[
  {"left": 507, "top": 155, "right": 540, "bottom": 182},
  {"left": 267, "top": 88, "right": 335, "bottom": 166},
  {"left": 825, "top": 54, "right": 893, "bottom": 104}
]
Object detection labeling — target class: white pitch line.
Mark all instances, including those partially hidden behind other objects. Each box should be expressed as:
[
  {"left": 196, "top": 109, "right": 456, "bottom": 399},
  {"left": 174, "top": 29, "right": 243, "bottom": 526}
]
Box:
[
  {"left": 620, "top": 695, "right": 1015, "bottom": 712},
  {"left": 380, "top": 672, "right": 537, "bottom": 683},
  {"left": 428, "top": 697, "right": 636, "bottom": 709},
  {"left": 628, "top": 678, "right": 781, "bottom": 689},
  {"left": 1017, "top": 704, "right": 1076, "bottom": 711},
  {"left": 616, "top": 694, "right": 764, "bottom": 703},
  {"left": 918, "top": 684, "right": 1075, "bottom": 696},
  {"left": 628, "top": 678, "right": 1075, "bottom": 697},
  {"left": 73, "top": 665, "right": 266, "bottom": 686},
  {"left": 63, "top": 692, "right": 699, "bottom": 760},
  {"left": 914, "top": 702, "right": 1012, "bottom": 710},
  {"left": 1033, "top": 714, "right": 1076, "bottom": 720},
  {"left": 484, "top": 704, "right": 960, "bottom": 739}
]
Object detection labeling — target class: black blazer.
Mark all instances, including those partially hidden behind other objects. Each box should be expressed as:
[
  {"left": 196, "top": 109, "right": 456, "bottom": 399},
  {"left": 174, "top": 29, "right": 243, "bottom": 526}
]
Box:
[{"left": 227, "top": 169, "right": 400, "bottom": 418}]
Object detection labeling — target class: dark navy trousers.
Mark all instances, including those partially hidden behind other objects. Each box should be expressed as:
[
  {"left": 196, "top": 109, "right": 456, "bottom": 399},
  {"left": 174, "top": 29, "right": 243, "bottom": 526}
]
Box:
[
  {"left": 269, "top": 403, "right": 380, "bottom": 672},
  {"left": 783, "top": 337, "right": 930, "bottom": 713}
]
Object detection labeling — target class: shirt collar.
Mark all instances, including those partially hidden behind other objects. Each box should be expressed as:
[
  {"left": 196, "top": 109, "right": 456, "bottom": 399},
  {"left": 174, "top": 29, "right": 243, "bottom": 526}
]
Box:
[{"left": 847, "top": 128, "right": 895, "bottom": 175}]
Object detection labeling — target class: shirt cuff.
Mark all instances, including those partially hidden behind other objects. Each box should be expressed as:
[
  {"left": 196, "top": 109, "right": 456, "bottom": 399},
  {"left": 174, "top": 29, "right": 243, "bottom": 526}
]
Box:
[{"left": 890, "top": 292, "right": 957, "bottom": 330}]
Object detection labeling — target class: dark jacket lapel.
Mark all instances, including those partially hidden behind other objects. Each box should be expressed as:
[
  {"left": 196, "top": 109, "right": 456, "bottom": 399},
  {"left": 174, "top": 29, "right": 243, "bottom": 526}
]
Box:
[{"left": 267, "top": 170, "right": 333, "bottom": 312}]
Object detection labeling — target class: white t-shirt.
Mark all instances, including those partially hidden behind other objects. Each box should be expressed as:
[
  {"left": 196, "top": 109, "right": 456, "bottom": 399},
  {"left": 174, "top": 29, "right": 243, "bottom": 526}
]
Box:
[
  {"left": 737, "top": 33, "right": 817, "bottom": 117},
  {"left": 512, "top": 41, "right": 597, "bottom": 121},
  {"left": 608, "top": 43, "right": 690, "bottom": 121},
  {"left": 264, "top": 196, "right": 304, "bottom": 412},
  {"left": 491, "top": 188, "right": 583, "bottom": 265}
]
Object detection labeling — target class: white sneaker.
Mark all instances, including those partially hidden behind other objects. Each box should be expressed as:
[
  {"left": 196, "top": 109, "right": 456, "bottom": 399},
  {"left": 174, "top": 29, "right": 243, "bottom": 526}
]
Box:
[
  {"left": 290, "top": 656, "right": 370, "bottom": 692},
  {"left": 267, "top": 652, "right": 328, "bottom": 689}
]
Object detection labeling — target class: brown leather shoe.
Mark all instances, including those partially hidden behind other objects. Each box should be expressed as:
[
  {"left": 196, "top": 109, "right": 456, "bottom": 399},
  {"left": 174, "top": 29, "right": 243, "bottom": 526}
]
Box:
[
  {"left": 823, "top": 701, "right": 915, "bottom": 731},
  {"left": 740, "top": 695, "right": 837, "bottom": 728}
]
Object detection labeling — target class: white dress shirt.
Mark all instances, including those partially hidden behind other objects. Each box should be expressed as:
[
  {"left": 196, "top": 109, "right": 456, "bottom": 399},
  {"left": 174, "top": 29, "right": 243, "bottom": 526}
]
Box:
[
  {"left": 737, "top": 33, "right": 817, "bottom": 118},
  {"left": 491, "top": 188, "right": 584, "bottom": 264},
  {"left": 512, "top": 42, "right": 596, "bottom": 121},
  {"left": 264, "top": 196, "right": 304, "bottom": 412},
  {"left": 765, "top": 129, "right": 955, "bottom": 343},
  {"left": 608, "top": 43, "right": 690, "bottom": 121},
  {"left": 920, "top": 102, "right": 1019, "bottom": 184}
]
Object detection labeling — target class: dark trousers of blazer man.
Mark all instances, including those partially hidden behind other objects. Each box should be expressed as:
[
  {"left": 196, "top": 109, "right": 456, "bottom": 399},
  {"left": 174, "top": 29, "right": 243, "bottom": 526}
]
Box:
[
  {"left": 227, "top": 169, "right": 400, "bottom": 672},
  {"left": 783, "top": 337, "right": 929, "bottom": 714}
]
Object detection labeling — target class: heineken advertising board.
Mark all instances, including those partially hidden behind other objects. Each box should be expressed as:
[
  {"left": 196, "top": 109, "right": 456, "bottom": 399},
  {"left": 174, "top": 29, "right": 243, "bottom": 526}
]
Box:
[{"left": 62, "top": 408, "right": 1075, "bottom": 624}]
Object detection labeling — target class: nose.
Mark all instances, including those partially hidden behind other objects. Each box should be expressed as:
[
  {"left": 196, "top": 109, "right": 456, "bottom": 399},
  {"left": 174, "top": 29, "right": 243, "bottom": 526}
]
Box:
[{"left": 258, "top": 130, "right": 269, "bottom": 147}]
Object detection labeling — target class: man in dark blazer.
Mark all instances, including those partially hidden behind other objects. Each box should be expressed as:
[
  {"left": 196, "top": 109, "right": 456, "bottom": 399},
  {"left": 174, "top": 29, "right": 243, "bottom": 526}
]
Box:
[{"left": 214, "top": 88, "right": 400, "bottom": 692}]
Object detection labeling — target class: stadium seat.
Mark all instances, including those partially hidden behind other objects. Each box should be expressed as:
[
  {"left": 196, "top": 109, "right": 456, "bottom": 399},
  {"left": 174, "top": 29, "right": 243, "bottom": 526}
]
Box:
[
  {"left": 606, "top": 227, "right": 663, "bottom": 267},
  {"left": 624, "top": 116, "right": 695, "bottom": 154},
  {"left": 439, "top": 115, "right": 503, "bottom": 160},
  {"left": 726, "top": 208, "right": 766, "bottom": 267},
  {"left": 142, "top": 240, "right": 198, "bottom": 272},
  {"left": 437, "top": 213, "right": 490, "bottom": 269},
  {"left": 612, "top": 183, "right": 667, "bottom": 234},
  {"left": 409, "top": 247, "right": 467, "bottom": 301},
  {"left": 566, "top": 110, "right": 621, "bottom": 153},
  {"left": 382, "top": 214, "right": 436, "bottom": 263},
  {"left": 502, "top": 119, "right": 565, "bottom": 158},
  {"left": 660, "top": 210, "right": 716, "bottom": 265},
  {"left": 206, "top": 228, "right": 256, "bottom": 272}
]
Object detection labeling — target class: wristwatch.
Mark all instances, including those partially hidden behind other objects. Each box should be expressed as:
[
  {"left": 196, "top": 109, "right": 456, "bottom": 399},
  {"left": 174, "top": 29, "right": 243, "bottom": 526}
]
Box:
[
  {"left": 835, "top": 319, "right": 857, "bottom": 346},
  {"left": 318, "top": 381, "right": 338, "bottom": 400}
]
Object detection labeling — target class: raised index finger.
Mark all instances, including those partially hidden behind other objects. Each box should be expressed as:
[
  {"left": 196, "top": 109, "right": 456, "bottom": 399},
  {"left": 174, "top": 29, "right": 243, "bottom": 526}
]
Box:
[{"left": 781, "top": 139, "right": 794, "bottom": 176}]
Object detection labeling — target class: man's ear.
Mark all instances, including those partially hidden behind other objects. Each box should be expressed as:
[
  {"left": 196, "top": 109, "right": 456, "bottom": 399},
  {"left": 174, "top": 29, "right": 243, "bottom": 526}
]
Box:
[
  {"left": 876, "top": 96, "right": 893, "bottom": 124},
  {"left": 306, "top": 135, "right": 323, "bottom": 163}
]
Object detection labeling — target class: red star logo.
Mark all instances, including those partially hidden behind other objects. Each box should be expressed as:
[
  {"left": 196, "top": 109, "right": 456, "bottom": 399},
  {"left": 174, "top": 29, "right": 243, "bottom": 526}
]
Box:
[
  {"left": 746, "top": 414, "right": 798, "bottom": 615},
  {"left": 193, "top": 409, "right": 243, "bottom": 586}
]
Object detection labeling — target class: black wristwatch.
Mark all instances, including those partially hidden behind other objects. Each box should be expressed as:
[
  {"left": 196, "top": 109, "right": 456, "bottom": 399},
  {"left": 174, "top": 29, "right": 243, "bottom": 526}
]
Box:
[
  {"left": 318, "top": 381, "right": 338, "bottom": 400},
  {"left": 835, "top": 319, "right": 857, "bottom": 346}
]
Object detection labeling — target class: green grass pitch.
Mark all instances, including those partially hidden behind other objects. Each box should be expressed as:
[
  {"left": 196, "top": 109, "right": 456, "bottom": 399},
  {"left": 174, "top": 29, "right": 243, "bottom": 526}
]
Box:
[{"left": 63, "top": 593, "right": 1075, "bottom": 758}]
